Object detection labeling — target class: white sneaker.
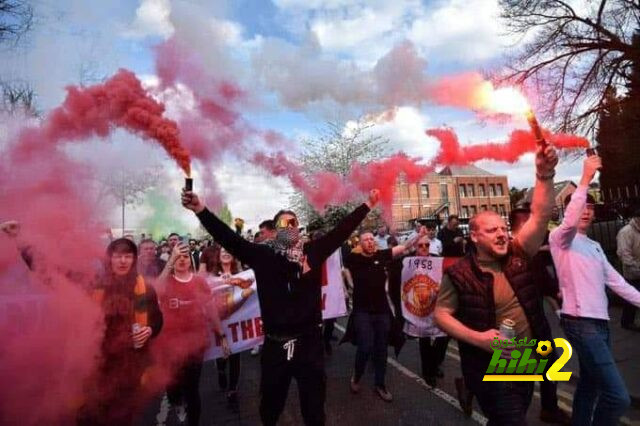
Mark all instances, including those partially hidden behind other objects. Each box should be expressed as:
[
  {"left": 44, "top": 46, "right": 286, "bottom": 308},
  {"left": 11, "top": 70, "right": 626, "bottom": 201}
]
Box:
[
  {"left": 176, "top": 404, "right": 187, "bottom": 423},
  {"left": 251, "top": 345, "right": 261, "bottom": 356}
]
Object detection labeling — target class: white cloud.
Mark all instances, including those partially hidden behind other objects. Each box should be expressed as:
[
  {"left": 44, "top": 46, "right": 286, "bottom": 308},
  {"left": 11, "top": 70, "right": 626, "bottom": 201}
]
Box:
[
  {"left": 126, "top": 0, "right": 174, "bottom": 38},
  {"left": 215, "top": 164, "right": 293, "bottom": 229},
  {"left": 359, "top": 107, "right": 437, "bottom": 161},
  {"left": 408, "top": 0, "right": 507, "bottom": 63}
]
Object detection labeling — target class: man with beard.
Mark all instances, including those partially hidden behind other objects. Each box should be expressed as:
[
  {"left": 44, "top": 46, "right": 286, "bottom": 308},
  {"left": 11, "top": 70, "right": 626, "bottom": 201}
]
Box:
[
  {"left": 181, "top": 188, "right": 380, "bottom": 426},
  {"left": 435, "top": 145, "right": 558, "bottom": 425}
]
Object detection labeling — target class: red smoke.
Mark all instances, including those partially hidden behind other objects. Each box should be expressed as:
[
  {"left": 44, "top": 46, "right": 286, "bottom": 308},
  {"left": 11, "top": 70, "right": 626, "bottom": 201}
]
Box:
[
  {"left": 11, "top": 69, "right": 191, "bottom": 175},
  {"left": 252, "top": 152, "right": 432, "bottom": 219},
  {"left": 0, "top": 67, "right": 197, "bottom": 425},
  {"left": 427, "top": 127, "right": 589, "bottom": 165}
]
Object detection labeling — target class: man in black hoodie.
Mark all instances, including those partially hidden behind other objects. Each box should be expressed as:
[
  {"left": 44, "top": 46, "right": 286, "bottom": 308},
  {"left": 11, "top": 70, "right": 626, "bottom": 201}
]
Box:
[{"left": 181, "top": 188, "right": 380, "bottom": 426}]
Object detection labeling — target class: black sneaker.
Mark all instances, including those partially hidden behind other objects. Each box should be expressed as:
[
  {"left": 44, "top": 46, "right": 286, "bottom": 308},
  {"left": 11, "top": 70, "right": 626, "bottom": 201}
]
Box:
[
  {"left": 540, "top": 408, "right": 571, "bottom": 425},
  {"left": 424, "top": 376, "right": 437, "bottom": 388},
  {"left": 227, "top": 391, "right": 239, "bottom": 412},
  {"left": 374, "top": 386, "right": 393, "bottom": 402}
]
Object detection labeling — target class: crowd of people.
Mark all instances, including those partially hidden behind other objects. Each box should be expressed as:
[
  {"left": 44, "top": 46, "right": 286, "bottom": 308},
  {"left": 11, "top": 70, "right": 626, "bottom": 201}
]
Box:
[{"left": 3, "top": 145, "right": 640, "bottom": 426}]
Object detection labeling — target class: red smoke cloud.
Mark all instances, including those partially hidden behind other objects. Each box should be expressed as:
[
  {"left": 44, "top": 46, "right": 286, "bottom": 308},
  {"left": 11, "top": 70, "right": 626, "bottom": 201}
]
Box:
[
  {"left": 427, "top": 127, "right": 589, "bottom": 165},
  {"left": 0, "top": 67, "right": 197, "bottom": 424},
  {"left": 252, "top": 152, "right": 433, "bottom": 219}
]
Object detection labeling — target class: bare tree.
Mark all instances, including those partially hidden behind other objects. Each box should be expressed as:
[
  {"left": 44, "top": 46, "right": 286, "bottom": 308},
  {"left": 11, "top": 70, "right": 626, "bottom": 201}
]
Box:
[
  {"left": 95, "top": 166, "right": 162, "bottom": 236},
  {"left": 0, "top": 80, "right": 38, "bottom": 116},
  {"left": 500, "top": 0, "right": 640, "bottom": 134},
  {"left": 0, "top": 0, "right": 33, "bottom": 44},
  {"left": 290, "top": 120, "right": 388, "bottom": 228}
]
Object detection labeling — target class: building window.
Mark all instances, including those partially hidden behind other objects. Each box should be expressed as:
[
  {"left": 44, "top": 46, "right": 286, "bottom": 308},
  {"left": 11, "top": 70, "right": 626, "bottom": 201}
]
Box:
[
  {"left": 420, "top": 184, "right": 429, "bottom": 198},
  {"left": 459, "top": 184, "right": 466, "bottom": 198},
  {"left": 497, "top": 184, "right": 504, "bottom": 196},
  {"left": 470, "top": 205, "right": 477, "bottom": 216},
  {"left": 499, "top": 204, "right": 506, "bottom": 216},
  {"left": 461, "top": 206, "right": 469, "bottom": 218},
  {"left": 467, "top": 184, "right": 475, "bottom": 197},
  {"left": 480, "top": 205, "right": 487, "bottom": 211},
  {"left": 440, "top": 184, "right": 449, "bottom": 200},
  {"left": 479, "top": 184, "right": 485, "bottom": 197},
  {"left": 491, "top": 204, "right": 498, "bottom": 212},
  {"left": 489, "top": 184, "right": 496, "bottom": 197}
]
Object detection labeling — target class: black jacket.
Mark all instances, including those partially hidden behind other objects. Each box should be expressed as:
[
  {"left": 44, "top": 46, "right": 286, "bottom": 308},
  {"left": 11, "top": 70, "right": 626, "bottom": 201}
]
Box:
[{"left": 196, "top": 204, "right": 370, "bottom": 337}]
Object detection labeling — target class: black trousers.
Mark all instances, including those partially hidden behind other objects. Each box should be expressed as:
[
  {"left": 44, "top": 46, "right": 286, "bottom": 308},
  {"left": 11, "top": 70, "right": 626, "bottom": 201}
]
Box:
[
  {"left": 167, "top": 359, "right": 203, "bottom": 426},
  {"left": 540, "top": 349, "right": 559, "bottom": 412},
  {"left": 323, "top": 318, "right": 335, "bottom": 345},
  {"left": 260, "top": 332, "right": 326, "bottom": 426},
  {"left": 216, "top": 353, "right": 241, "bottom": 391},
  {"left": 418, "top": 336, "right": 449, "bottom": 379},
  {"left": 621, "top": 279, "right": 640, "bottom": 327},
  {"left": 474, "top": 380, "right": 534, "bottom": 426}
]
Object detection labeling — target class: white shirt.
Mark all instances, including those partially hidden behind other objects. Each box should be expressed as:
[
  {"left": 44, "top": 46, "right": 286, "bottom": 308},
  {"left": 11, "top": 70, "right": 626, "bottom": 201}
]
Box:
[
  {"left": 550, "top": 185, "right": 640, "bottom": 320},
  {"left": 375, "top": 235, "right": 389, "bottom": 249},
  {"left": 429, "top": 237, "right": 443, "bottom": 256}
]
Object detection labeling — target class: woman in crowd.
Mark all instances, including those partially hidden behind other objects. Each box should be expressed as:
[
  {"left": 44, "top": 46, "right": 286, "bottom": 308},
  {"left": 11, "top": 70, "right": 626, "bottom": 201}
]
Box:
[
  {"left": 79, "top": 238, "right": 163, "bottom": 426},
  {"left": 405, "top": 236, "right": 449, "bottom": 387},
  {"left": 200, "top": 244, "right": 254, "bottom": 408},
  {"left": 158, "top": 242, "right": 229, "bottom": 425}
]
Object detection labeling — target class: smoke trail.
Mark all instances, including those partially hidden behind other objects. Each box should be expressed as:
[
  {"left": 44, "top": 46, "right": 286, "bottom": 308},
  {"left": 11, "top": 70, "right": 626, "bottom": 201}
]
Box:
[
  {"left": 12, "top": 69, "right": 191, "bottom": 175},
  {"left": 252, "top": 152, "right": 433, "bottom": 219},
  {"left": 427, "top": 127, "right": 589, "bottom": 165}
]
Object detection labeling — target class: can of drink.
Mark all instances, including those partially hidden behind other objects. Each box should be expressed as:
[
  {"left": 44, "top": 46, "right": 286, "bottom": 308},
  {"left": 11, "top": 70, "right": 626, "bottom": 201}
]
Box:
[
  {"left": 499, "top": 318, "right": 516, "bottom": 339},
  {"left": 132, "top": 323, "right": 142, "bottom": 349}
]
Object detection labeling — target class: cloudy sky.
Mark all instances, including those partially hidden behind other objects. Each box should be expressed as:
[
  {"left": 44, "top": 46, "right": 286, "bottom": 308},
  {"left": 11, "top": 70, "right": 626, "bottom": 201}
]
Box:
[{"left": 0, "top": 0, "right": 589, "bottom": 233}]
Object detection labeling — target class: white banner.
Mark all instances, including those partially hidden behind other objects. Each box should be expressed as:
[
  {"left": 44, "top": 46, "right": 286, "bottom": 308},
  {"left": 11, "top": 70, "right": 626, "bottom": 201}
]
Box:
[
  {"left": 205, "top": 250, "right": 347, "bottom": 359},
  {"left": 400, "top": 256, "right": 445, "bottom": 338}
]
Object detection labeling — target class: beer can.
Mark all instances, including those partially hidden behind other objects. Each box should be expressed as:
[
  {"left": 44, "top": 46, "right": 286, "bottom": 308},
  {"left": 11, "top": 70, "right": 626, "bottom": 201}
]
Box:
[
  {"left": 499, "top": 318, "right": 516, "bottom": 339},
  {"left": 132, "top": 323, "right": 142, "bottom": 349}
]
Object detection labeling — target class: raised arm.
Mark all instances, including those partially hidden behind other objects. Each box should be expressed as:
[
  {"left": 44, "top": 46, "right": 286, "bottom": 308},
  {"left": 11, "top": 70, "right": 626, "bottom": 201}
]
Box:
[
  {"left": 181, "top": 189, "right": 264, "bottom": 266},
  {"left": 514, "top": 145, "right": 559, "bottom": 257},
  {"left": 391, "top": 226, "right": 427, "bottom": 258},
  {"left": 549, "top": 156, "right": 600, "bottom": 249},
  {"left": 310, "top": 189, "right": 379, "bottom": 262}
]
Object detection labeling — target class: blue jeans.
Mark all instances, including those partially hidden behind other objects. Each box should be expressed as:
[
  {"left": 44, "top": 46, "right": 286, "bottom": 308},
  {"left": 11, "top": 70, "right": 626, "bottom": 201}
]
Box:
[
  {"left": 561, "top": 316, "right": 630, "bottom": 425},
  {"left": 353, "top": 311, "right": 390, "bottom": 387}
]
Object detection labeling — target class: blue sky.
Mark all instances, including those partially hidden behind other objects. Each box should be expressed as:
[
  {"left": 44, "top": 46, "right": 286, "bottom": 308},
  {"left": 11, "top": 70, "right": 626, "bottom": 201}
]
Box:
[{"left": 0, "top": 0, "right": 587, "bottom": 233}]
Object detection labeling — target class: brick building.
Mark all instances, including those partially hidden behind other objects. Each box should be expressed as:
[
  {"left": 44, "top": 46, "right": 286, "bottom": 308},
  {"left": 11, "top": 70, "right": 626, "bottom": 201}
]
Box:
[
  {"left": 392, "top": 165, "right": 511, "bottom": 230},
  {"left": 520, "top": 180, "right": 577, "bottom": 209}
]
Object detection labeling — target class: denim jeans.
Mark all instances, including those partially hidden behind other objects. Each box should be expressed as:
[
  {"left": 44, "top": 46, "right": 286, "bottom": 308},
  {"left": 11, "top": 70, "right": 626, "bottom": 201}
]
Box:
[
  {"left": 353, "top": 311, "right": 391, "bottom": 387},
  {"left": 561, "top": 316, "right": 631, "bottom": 425},
  {"left": 474, "top": 381, "right": 534, "bottom": 426}
]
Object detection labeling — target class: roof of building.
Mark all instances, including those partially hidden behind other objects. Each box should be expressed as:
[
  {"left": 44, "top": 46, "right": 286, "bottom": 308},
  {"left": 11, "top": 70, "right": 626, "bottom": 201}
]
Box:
[
  {"left": 438, "top": 165, "right": 496, "bottom": 176},
  {"left": 521, "top": 180, "right": 576, "bottom": 203}
]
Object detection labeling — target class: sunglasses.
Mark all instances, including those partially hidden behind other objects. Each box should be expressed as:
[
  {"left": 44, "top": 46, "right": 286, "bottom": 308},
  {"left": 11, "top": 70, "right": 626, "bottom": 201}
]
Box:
[
  {"left": 276, "top": 217, "right": 299, "bottom": 229},
  {"left": 417, "top": 243, "right": 430, "bottom": 248}
]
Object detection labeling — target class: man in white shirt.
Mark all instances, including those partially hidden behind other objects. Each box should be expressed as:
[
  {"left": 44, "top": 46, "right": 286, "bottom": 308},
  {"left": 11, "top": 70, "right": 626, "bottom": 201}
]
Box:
[
  {"left": 425, "top": 224, "right": 443, "bottom": 256},
  {"left": 550, "top": 155, "right": 640, "bottom": 425},
  {"left": 374, "top": 225, "right": 389, "bottom": 249},
  {"left": 617, "top": 208, "right": 640, "bottom": 330}
]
